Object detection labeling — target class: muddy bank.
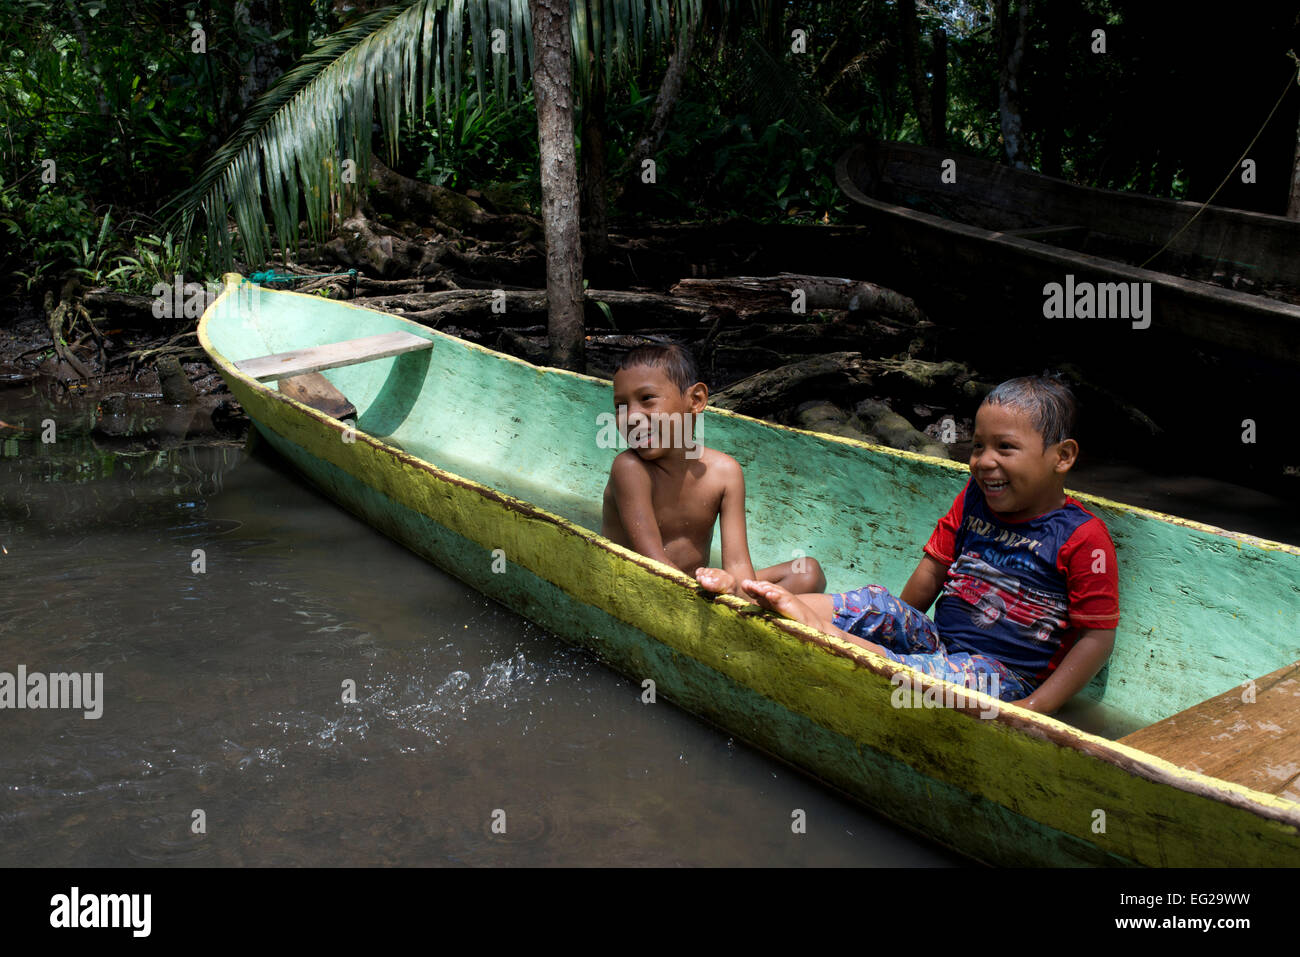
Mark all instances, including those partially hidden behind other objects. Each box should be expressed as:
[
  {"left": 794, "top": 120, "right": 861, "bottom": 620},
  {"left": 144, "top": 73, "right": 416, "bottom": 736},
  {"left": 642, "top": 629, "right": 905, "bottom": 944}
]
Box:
[
  {"left": 3, "top": 163, "right": 1297, "bottom": 503},
  {"left": 0, "top": 297, "right": 245, "bottom": 452}
]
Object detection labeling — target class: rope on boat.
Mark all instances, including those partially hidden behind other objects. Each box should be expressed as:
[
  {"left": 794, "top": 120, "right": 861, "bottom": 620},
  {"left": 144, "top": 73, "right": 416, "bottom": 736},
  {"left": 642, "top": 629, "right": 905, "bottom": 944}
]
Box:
[
  {"left": 248, "top": 269, "right": 358, "bottom": 289},
  {"left": 1139, "top": 58, "right": 1300, "bottom": 270}
]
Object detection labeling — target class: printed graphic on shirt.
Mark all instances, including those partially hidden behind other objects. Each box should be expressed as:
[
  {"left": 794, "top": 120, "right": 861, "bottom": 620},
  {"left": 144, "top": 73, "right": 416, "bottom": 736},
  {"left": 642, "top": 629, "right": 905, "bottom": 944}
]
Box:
[
  {"left": 957, "top": 514, "right": 1045, "bottom": 556},
  {"left": 943, "top": 553, "right": 1068, "bottom": 643},
  {"left": 927, "top": 480, "right": 1117, "bottom": 681}
]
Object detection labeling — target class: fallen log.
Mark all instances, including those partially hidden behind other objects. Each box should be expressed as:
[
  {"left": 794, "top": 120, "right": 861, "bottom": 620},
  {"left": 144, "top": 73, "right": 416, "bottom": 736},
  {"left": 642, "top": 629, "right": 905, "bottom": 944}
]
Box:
[
  {"left": 353, "top": 288, "right": 717, "bottom": 332},
  {"left": 82, "top": 289, "right": 156, "bottom": 315},
  {"left": 711, "top": 315, "right": 930, "bottom": 361},
  {"left": 710, "top": 353, "right": 986, "bottom": 418},
  {"left": 436, "top": 243, "right": 545, "bottom": 286},
  {"left": 351, "top": 275, "right": 461, "bottom": 294},
  {"left": 671, "top": 273, "right": 927, "bottom": 325},
  {"left": 352, "top": 290, "right": 491, "bottom": 312},
  {"left": 590, "top": 289, "right": 718, "bottom": 329},
  {"left": 855, "top": 357, "right": 996, "bottom": 405},
  {"left": 710, "top": 352, "right": 876, "bottom": 417}
]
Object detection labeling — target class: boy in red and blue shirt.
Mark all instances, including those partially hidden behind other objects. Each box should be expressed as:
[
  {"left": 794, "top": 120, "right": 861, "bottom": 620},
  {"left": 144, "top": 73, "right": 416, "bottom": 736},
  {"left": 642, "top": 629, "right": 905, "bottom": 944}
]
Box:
[{"left": 744, "top": 376, "right": 1119, "bottom": 713}]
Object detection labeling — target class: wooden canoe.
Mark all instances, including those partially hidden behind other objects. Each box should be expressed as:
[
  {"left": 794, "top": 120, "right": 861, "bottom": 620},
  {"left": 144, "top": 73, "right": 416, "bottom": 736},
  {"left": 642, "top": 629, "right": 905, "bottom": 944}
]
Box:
[
  {"left": 199, "top": 274, "right": 1300, "bottom": 866},
  {"left": 835, "top": 141, "right": 1300, "bottom": 366}
]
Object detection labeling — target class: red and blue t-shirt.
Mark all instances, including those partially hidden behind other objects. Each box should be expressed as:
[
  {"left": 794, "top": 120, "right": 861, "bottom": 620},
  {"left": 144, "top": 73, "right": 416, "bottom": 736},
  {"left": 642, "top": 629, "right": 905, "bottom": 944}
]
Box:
[{"left": 922, "top": 479, "right": 1120, "bottom": 685}]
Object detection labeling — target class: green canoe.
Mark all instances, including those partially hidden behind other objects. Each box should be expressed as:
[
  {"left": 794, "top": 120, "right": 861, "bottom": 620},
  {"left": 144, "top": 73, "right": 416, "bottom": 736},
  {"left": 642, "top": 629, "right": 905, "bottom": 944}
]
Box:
[{"left": 199, "top": 273, "right": 1300, "bottom": 866}]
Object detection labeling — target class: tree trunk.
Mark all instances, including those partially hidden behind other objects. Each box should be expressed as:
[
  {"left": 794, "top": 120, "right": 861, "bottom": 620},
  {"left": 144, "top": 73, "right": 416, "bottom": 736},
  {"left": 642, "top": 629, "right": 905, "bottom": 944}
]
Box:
[
  {"left": 929, "top": 27, "right": 947, "bottom": 148},
  {"left": 996, "top": 0, "right": 1029, "bottom": 169},
  {"left": 631, "top": 14, "right": 699, "bottom": 173},
  {"left": 761, "top": 0, "right": 784, "bottom": 54},
  {"left": 897, "top": 0, "right": 933, "bottom": 145},
  {"left": 1289, "top": 96, "right": 1300, "bottom": 219},
  {"left": 1039, "top": 8, "right": 1068, "bottom": 177},
  {"left": 236, "top": 1, "right": 288, "bottom": 110},
  {"left": 61, "top": 0, "right": 110, "bottom": 119},
  {"left": 529, "top": 0, "right": 585, "bottom": 371},
  {"left": 581, "top": 68, "right": 609, "bottom": 259},
  {"left": 607, "top": 14, "right": 700, "bottom": 220}
]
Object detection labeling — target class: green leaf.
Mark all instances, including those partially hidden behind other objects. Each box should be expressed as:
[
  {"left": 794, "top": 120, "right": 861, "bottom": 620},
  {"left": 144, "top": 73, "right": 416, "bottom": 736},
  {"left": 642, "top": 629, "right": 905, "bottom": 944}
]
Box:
[{"left": 165, "top": 0, "right": 745, "bottom": 269}]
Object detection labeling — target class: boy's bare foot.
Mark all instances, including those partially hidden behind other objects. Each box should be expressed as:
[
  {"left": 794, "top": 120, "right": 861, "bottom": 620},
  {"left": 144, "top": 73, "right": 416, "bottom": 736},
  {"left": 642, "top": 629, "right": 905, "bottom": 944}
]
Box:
[
  {"left": 743, "top": 581, "right": 889, "bottom": 656},
  {"left": 742, "top": 580, "right": 827, "bottom": 630},
  {"left": 695, "top": 567, "right": 737, "bottom": 594}
]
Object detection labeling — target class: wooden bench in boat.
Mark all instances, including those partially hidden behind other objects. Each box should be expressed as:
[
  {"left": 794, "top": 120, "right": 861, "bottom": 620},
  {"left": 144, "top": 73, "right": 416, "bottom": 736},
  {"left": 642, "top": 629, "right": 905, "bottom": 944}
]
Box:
[
  {"left": 236, "top": 330, "right": 434, "bottom": 420},
  {"left": 234, "top": 331, "right": 434, "bottom": 382},
  {"left": 1119, "top": 661, "right": 1300, "bottom": 802}
]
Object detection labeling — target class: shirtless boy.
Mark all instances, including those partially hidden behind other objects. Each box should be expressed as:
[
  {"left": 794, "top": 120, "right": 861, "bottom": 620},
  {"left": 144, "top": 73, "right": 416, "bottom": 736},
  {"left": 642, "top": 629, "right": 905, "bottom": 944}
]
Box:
[
  {"left": 600, "top": 344, "right": 825, "bottom": 598},
  {"left": 743, "top": 375, "right": 1120, "bottom": 714}
]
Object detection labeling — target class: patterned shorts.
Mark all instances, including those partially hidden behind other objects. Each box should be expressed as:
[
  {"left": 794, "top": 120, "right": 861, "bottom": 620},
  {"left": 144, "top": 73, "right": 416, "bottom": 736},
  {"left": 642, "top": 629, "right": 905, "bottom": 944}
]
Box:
[{"left": 831, "top": 585, "right": 1034, "bottom": 702}]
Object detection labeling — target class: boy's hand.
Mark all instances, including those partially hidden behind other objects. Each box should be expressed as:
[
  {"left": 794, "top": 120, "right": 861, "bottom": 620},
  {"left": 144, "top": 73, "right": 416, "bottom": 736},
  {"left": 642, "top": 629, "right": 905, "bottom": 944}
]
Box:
[
  {"left": 714, "top": 455, "right": 758, "bottom": 593},
  {"left": 695, "top": 567, "right": 737, "bottom": 595},
  {"left": 1014, "top": 628, "right": 1116, "bottom": 714}
]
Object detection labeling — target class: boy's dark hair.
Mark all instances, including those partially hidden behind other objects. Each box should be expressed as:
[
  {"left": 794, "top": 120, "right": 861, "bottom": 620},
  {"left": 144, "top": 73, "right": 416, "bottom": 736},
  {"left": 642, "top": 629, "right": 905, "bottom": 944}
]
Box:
[
  {"left": 615, "top": 343, "right": 701, "bottom": 393},
  {"left": 981, "top": 375, "right": 1077, "bottom": 448}
]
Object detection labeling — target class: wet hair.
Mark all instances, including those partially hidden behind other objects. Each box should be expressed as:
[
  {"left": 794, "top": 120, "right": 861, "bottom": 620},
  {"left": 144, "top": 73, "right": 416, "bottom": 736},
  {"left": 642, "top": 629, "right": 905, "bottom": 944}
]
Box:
[
  {"left": 614, "top": 343, "right": 701, "bottom": 393},
  {"left": 980, "top": 375, "right": 1077, "bottom": 448}
]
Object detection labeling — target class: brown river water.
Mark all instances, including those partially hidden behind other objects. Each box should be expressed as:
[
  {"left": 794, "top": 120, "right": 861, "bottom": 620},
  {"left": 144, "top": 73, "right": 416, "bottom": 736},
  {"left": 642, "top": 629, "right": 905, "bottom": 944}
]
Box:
[
  {"left": 1, "top": 388, "right": 964, "bottom": 866},
  {"left": 3, "top": 386, "right": 1298, "bottom": 867}
]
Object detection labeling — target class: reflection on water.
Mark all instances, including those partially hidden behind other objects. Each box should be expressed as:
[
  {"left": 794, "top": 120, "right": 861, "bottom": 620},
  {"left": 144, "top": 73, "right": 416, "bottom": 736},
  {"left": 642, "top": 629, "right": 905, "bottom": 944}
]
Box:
[{"left": 0, "top": 399, "right": 961, "bottom": 867}]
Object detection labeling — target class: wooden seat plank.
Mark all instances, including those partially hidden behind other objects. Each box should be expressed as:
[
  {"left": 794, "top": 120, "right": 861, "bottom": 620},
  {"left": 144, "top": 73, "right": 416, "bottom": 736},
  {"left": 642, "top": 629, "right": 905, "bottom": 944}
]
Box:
[
  {"left": 235, "top": 331, "right": 434, "bottom": 382},
  {"left": 1119, "top": 661, "right": 1300, "bottom": 801},
  {"left": 278, "top": 372, "right": 357, "bottom": 421}
]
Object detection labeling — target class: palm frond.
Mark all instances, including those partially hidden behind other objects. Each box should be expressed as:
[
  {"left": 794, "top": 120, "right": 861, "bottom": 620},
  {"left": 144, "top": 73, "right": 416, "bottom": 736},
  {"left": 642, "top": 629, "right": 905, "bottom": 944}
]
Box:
[
  {"left": 722, "top": 33, "right": 847, "bottom": 142},
  {"left": 166, "top": 0, "right": 731, "bottom": 270},
  {"left": 167, "top": 0, "right": 529, "bottom": 269},
  {"left": 164, "top": 1, "right": 442, "bottom": 268}
]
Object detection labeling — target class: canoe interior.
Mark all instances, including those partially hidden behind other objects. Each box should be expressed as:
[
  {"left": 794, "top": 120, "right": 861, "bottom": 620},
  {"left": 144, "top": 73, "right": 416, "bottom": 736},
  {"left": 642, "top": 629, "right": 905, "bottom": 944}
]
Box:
[
  {"left": 848, "top": 142, "right": 1300, "bottom": 292},
  {"left": 206, "top": 283, "right": 1300, "bottom": 736}
]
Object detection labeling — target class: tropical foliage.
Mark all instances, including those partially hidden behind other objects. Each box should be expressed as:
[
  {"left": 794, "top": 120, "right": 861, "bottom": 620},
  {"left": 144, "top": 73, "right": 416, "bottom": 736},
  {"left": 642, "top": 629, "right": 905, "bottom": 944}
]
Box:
[
  {"left": 2, "top": 0, "right": 1297, "bottom": 296},
  {"left": 166, "top": 0, "right": 722, "bottom": 269}
]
